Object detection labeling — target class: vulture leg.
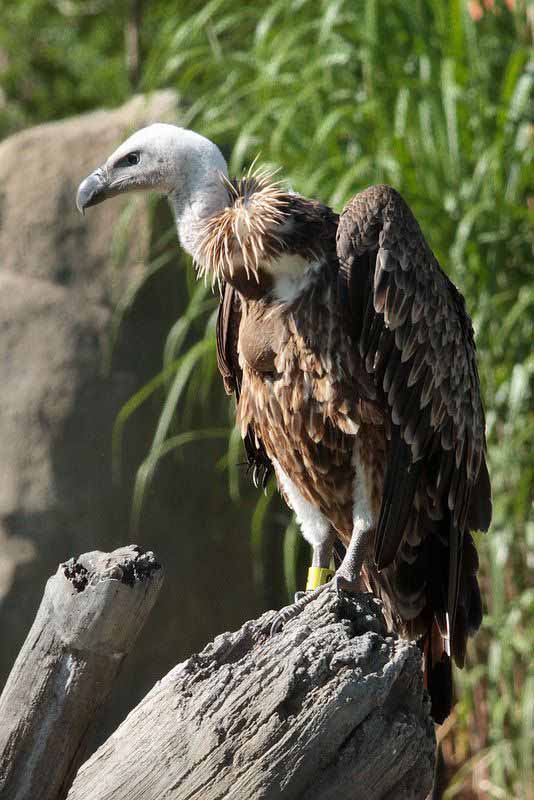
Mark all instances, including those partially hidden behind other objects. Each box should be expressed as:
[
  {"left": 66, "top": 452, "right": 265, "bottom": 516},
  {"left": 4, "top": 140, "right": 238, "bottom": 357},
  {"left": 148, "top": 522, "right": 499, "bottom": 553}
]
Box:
[
  {"left": 269, "top": 526, "right": 372, "bottom": 636},
  {"left": 293, "top": 533, "right": 336, "bottom": 602},
  {"left": 269, "top": 527, "right": 337, "bottom": 636},
  {"left": 273, "top": 459, "right": 336, "bottom": 605},
  {"left": 311, "top": 538, "right": 335, "bottom": 568},
  {"left": 331, "top": 524, "right": 373, "bottom": 592},
  {"left": 270, "top": 445, "right": 376, "bottom": 636}
]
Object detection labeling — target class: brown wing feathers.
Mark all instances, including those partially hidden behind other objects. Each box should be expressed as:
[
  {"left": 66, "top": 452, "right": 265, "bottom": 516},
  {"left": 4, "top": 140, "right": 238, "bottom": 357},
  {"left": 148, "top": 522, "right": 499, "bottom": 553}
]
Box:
[
  {"left": 336, "top": 186, "right": 491, "bottom": 688},
  {"left": 375, "top": 426, "right": 422, "bottom": 570},
  {"left": 216, "top": 281, "right": 239, "bottom": 396}
]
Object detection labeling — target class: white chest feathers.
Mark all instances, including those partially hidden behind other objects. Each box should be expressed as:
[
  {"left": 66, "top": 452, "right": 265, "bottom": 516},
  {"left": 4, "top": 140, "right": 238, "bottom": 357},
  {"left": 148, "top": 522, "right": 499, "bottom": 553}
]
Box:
[{"left": 265, "top": 254, "right": 322, "bottom": 303}]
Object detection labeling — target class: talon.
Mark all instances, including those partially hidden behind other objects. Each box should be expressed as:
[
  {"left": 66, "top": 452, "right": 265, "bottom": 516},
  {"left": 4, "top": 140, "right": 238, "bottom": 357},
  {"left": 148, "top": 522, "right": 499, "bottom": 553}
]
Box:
[
  {"left": 270, "top": 606, "right": 293, "bottom": 636},
  {"left": 270, "top": 616, "right": 284, "bottom": 636}
]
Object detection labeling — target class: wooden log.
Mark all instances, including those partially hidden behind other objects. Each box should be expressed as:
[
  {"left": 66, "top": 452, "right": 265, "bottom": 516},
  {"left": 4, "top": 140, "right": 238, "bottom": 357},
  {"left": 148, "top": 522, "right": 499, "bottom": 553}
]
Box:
[
  {"left": 68, "top": 589, "right": 436, "bottom": 800},
  {"left": 0, "top": 545, "right": 164, "bottom": 800}
]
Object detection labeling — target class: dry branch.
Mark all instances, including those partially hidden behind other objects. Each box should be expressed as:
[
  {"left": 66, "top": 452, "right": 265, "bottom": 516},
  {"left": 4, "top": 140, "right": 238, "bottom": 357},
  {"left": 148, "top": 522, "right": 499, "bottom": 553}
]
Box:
[
  {"left": 0, "top": 545, "right": 163, "bottom": 800},
  {"left": 68, "top": 590, "right": 436, "bottom": 800}
]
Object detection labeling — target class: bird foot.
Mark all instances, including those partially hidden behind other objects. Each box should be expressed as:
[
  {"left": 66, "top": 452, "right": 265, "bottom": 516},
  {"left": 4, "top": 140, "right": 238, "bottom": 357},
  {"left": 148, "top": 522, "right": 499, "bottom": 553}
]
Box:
[{"left": 270, "top": 572, "right": 359, "bottom": 636}]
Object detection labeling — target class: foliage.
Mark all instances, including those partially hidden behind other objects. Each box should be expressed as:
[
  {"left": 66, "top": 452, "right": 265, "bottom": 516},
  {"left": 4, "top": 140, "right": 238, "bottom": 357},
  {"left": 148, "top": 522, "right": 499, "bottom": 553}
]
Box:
[
  {"left": 0, "top": 0, "right": 124, "bottom": 135},
  {"left": 1, "top": 1, "right": 531, "bottom": 798}
]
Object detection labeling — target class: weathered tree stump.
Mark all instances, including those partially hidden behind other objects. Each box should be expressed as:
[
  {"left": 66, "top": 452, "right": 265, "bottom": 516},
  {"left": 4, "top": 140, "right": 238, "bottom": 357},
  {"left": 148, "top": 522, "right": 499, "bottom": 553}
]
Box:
[
  {"left": 67, "top": 589, "right": 436, "bottom": 800},
  {"left": 0, "top": 545, "right": 163, "bottom": 800}
]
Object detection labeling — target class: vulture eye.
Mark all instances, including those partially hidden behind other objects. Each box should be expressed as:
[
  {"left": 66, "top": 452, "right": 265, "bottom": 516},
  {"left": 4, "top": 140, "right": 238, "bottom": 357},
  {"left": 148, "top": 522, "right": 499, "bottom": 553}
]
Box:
[{"left": 115, "top": 152, "right": 140, "bottom": 168}]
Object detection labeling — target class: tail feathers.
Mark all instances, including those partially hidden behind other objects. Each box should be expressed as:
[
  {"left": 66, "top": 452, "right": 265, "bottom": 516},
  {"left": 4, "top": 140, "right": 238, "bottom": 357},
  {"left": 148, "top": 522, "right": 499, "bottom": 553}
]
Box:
[{"left": 425, "top": 621, "right": 453, "bottom": 724}]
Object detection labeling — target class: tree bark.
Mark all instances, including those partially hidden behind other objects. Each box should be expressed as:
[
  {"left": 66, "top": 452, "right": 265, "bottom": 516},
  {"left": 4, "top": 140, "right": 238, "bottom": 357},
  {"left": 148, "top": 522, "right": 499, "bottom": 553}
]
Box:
[
  {"left": 67, "top": 590, "right": 436, "bottom": 800},
  {"left": 0, "top": 545, "right": 163, "bottom": 800}
]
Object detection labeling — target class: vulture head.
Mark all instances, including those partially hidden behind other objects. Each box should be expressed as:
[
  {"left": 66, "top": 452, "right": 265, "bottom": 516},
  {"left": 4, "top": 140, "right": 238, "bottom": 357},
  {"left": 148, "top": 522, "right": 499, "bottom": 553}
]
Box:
[
  {"left": 77, "top": 123, "right": 297, "bottom": 293},
  {"left": 77, "top": 123, "right": 229, "bottom": 260}
]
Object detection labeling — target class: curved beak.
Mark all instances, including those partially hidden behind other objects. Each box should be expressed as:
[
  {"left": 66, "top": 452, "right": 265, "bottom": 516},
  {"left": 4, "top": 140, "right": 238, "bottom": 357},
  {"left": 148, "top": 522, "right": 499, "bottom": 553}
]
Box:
[{"left": 76, "top": 167, "right": 109, "bottom": 215}]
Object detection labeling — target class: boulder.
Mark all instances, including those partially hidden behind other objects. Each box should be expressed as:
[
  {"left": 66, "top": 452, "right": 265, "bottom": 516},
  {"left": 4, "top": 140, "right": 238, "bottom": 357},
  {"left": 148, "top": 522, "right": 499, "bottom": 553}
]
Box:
[{"left": 0, "top": 94, "right": 267, "bottom": 744}]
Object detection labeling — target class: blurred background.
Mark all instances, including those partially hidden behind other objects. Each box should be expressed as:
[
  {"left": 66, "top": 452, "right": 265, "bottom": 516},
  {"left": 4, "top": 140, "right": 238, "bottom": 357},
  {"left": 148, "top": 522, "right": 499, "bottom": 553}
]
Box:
[{"left": 0, "top": 1, "right": 531, "bottom": 797}]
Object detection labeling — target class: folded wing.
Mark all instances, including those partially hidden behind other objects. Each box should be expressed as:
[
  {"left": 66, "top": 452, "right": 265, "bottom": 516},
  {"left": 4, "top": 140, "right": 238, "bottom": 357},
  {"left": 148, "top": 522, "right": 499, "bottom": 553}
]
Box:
[{"left": 336, "top": 185, "right": 492, "bottom": 681}]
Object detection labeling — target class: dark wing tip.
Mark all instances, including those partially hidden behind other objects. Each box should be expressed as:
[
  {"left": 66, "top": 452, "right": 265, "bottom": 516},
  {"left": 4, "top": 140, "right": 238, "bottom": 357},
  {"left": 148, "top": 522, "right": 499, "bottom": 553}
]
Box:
[
  {"left": 468, "top": 457, "right": 492, "bottom": 532},
  {"left": 428, "top": 651, "right": 453, "bottom": 724}
]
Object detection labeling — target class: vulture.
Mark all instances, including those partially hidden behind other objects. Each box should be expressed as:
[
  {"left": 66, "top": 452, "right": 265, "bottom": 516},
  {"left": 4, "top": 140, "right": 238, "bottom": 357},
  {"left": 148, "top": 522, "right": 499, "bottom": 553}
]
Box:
[{"left": 77, "top": 124, "right": 491, "bottom": 722}]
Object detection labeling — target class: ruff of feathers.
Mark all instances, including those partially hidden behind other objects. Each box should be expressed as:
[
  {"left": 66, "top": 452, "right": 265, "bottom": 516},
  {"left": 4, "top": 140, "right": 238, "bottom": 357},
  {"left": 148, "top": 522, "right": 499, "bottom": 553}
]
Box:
[{"left": 195, "top": 164, "right": 289, "bottom": 287}]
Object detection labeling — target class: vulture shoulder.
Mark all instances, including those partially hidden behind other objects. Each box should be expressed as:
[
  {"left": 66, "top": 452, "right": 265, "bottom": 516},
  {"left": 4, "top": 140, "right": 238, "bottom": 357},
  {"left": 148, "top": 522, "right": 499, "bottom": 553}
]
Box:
[
  {"left": 216, "top": 282, "right": 272, "bottom": 488},
  {"left": 336, "top": 184, "right": 492, "bottom": 657}
]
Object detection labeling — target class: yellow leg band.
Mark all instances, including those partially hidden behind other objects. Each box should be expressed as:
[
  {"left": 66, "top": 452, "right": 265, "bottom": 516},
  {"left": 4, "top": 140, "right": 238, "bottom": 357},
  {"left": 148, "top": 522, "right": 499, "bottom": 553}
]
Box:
[{"left": 306, "top": 566, "right": 335, "bottom": 591}]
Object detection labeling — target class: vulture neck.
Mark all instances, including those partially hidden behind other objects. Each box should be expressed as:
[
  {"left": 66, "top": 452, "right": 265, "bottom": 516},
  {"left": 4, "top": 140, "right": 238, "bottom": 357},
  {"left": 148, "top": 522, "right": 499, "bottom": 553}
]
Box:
[{"left": 168, "top": 169, "right": 229, "bottom": 264}]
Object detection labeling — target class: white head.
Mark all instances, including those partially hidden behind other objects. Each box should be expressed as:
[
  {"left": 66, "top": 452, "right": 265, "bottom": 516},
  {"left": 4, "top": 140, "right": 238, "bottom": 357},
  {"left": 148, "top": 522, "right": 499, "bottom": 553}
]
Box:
[{"left": 76, "top": 123, "right": 229, "bottom": 257}]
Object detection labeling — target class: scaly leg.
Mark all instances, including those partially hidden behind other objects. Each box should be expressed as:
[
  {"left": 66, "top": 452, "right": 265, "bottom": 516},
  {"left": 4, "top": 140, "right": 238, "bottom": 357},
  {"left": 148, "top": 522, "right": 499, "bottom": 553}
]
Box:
[
  {"left": 294, "top": 535, "right": 335, "bottom": 602},
  {"left": 312, "top": 538, "right": 334, "bottom": 568},
  {"left": 331, "top": 522, "right": 372, "bottom": 592}
]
